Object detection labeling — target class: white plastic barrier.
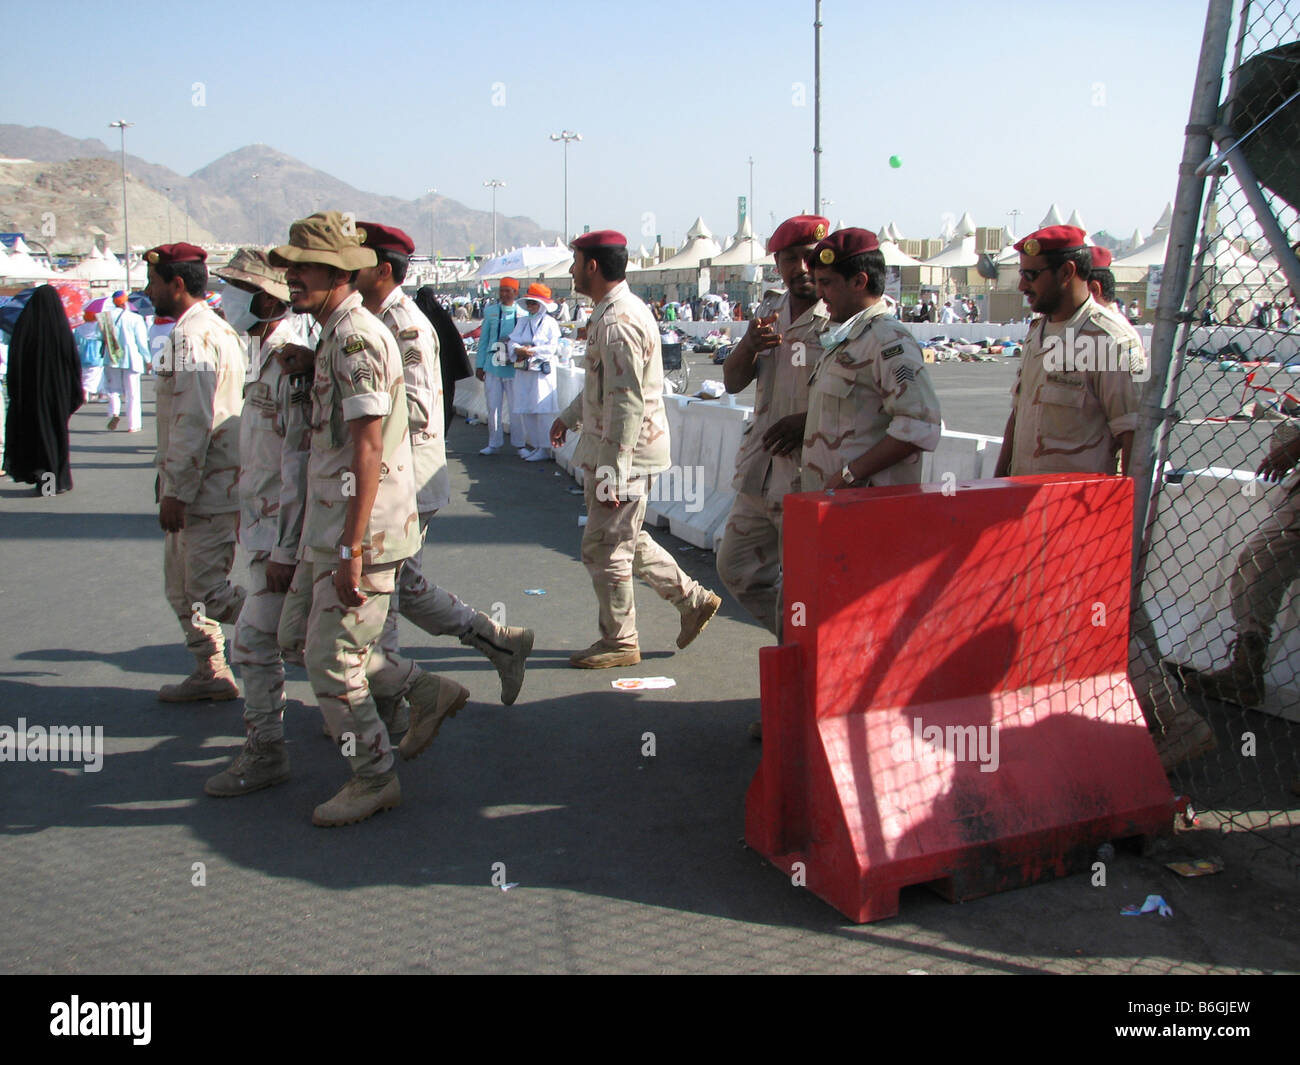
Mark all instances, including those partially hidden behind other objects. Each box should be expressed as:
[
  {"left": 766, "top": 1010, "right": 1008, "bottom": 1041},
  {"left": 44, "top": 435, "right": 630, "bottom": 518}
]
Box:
[{"left": 1145, "top": 470, "right": 1300, "bottom": 722}]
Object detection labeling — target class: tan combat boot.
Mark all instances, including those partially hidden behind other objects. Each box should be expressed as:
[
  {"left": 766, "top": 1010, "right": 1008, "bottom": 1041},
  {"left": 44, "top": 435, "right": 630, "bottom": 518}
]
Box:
[
  {"left": 204, "top": 734, "right": 290, "bottom": 796},
  {"left": 676, "top": 588, "right": 722, "bottom": 649},
  {"left": 1182, "top": 633, "right": 1268, "bottom": 709},
  {"left": 376, "top": 695, "right": 410, "bottom": 735},
  {"left": 568, "top": 641, "right": 642, "bottom": 669},
  {"left": 460, "top": 612, "right": 535, "bottom": 705},
  {"left": 398, "top": 673, "right": 471, "bottom": 761},
  {"left": 1152, "top": 705, "right": 1217, "bottom": 771},
  {"left": 311, "top": 771, "right": 401, "bottom": 826},
  {"left": 158, "top": 656, "right": 240, "bottom": 702}
]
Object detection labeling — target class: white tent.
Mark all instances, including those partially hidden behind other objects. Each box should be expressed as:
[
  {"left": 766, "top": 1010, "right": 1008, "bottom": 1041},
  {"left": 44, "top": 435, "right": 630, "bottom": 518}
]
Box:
[
  {"left": 1039, "top": 203, "right": 1065, "bottom": 227},
  {"left": 709, "top": 216, "right": 772, "bottom": 267},
  {"left": 879, "top": 240, "right": 922, "bottom": 267},
  {"left": 475, "top": 244, "right": 571, "bottom": 280},
  {"left": 1111, "top": 203, "right": 1174, "bottom": 275},
  {"left": 1067, "top": 208, "right": 1087, "bottom": 231},
  {"left": 69, "top": 250, "right": 133, "bottom": 282},
  {"left": 2, "top": 244, "right": 60, "bottom": 280},
  {"left": 647, "top": 217, "right": 720, "bottom": 271},
  {"left": 923, "top": 233, "right": 978, "bottom": 268}
]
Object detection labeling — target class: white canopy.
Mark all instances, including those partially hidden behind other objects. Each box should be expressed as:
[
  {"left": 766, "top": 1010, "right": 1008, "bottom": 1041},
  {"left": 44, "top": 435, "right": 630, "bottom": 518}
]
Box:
[
  {"left": 1111, "top": 204, "right": 1174, "bottom": 273},
  {"left": 68, "top": 251, "right": 133, "bottom": 282},
  {"left": 709, "top": 216, "right": 772, "bottom": 267},
  {"left": 644, "top": 217, "right": 720, "bottom": 271},
  {"left": 923, "top": 234, "right": 978, "bottom": 268},
  {"left": 475, "top": 245, "right": 571, "bottom": 280},
  {"left": 879, "top": 240, "right": 922, "bottom": 267},
  {"left": 1039, "top": 203, "right": 1065, "bottom": 227}
]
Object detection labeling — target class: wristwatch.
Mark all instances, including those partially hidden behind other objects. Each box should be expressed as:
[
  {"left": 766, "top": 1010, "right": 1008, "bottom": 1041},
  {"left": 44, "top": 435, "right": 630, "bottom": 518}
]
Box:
[
  {"left": 339, "top": 544, "right": 362, "bottom": 560},
  {"left": 841, "top": 463, "right": 857, "bottom": 485}
]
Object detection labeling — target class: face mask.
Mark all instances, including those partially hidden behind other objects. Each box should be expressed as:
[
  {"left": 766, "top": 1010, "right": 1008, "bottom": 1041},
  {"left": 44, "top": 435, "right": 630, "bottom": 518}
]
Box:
[
  {"left": 819, "top": 317, "right": 854, "bottom": 350},
  {"left": 222, "top": 287, "right": 259, "bottom": 333}
]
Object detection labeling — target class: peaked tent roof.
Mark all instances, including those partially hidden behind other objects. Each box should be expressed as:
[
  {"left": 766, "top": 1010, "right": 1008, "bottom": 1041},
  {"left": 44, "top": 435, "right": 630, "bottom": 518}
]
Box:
[
  {"left": 1039, "top": 203, "right": 1065, "bottom": 227},
  {"left": 1067, "top": 208, "right": 1087, "bottom": 231},
  {"left": 923, "top": 234, "right": 979, "bottom": 267},
  {"left": 955, "top": 211, "right": 977, "bottom": 238},
  {"left": 643, "top": 217, "right": 721, "bottom": 271},
  {"left": 879, "top": 240, "right": 923, "bottom": 266}
]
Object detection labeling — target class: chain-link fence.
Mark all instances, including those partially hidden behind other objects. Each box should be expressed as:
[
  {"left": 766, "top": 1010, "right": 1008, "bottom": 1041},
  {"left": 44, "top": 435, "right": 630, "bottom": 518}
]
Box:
[{"left": 1134, "top": 0, "right": 1300, "bottom": 874}]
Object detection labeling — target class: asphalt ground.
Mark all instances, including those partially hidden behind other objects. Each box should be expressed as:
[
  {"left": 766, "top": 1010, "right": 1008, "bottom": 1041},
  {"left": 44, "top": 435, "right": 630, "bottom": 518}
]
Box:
[{"left": 1, "top": 377, "right": 1297, "bottom": 976}]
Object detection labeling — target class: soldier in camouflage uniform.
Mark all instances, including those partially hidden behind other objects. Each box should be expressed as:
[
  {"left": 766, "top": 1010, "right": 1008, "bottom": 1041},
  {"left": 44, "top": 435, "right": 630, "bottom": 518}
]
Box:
[
  {"left": 993, "top": 224, "right": 1212, "bottom": 771},
  {"left": 717, "top": 215, "right": 830, "bottom": 638},
  {"left": 801, "top": 228, "right": 942, "bottom": 493},
  {"left": 145, "top": 243, "right": 247, "bottom": 703},
  {"left": 551, "top": 230, "right": 722, "bottom": 669},
  {"left": 270, "top": 212, "right": 470, "bottom": 826},
  {"left": 203, "top": 249, "right": 315, "bottom": 797},
  {"left": 356, "top": 223, "right": 534, "bottom": 709}
]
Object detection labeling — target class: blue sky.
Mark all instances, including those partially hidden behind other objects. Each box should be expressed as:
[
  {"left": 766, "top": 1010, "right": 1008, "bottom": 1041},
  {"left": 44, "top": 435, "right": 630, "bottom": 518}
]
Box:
[{"left": 2, "top": 0, "right": 1207, "bottom": 246}]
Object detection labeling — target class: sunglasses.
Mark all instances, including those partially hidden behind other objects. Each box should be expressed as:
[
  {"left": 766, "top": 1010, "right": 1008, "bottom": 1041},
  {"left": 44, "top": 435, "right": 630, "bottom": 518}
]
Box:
[{"left": 1018, "top": 265, "right": 1058, "bottom": 283}]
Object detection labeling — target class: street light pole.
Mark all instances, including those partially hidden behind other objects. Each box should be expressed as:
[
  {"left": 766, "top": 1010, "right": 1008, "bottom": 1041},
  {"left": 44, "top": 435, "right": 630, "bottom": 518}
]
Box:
[
  {"left": 813, "top": 0, "right": 822, "bottom": 219},
  {"left": 549, "top": 130, "right": 582, "bottom": 241},
  {"left": 109, "top": 119, "right": 133, "bottom": 293},
  {"left": 484, "top": 179, "right": 505, "bottom": 257},
  {"left": 747, "top": 156, "right": 755, "bottom": 263},
  {"left": 427, "top": 187, "right": 437, "bottom": 260},
  {"left": 164, "top": 185, "right": 173, "bottom": 242},
  {"left": 252, "top": 172, "right": 261, "bottom": 244}
]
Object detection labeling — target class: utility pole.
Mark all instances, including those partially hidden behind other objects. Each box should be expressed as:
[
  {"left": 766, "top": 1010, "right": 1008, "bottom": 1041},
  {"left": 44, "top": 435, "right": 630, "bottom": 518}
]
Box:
[
  {"left": 549, "top": 130, "right": 582, "bottom": 241},
  {"left": 813, "top": 0, "right": 822, "bottom": 218},
  {"left": 1006, "top": 208, "right": 1021, "bottom": 239},
  {"left": 252, "top": 173, "right": 262, "bottom": 244},
  {"left": 109, "top": 120, "right": 133, "bottom": 293},
  {"left": 164, "top": 186, "right": 173, "bottom": 242},
  {"left": 747, "top": 156, "right": 755, "bottom": 262},
  {"left": 484, "top": 179, "right": 505, "bottom": 256},
  {"left": 427, "top": 188, "right": 437, "bottom": 258}
]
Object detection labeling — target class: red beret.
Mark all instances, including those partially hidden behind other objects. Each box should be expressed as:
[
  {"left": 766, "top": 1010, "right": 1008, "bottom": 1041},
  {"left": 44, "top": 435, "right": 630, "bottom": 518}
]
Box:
[
  {"left": 358, "top": 222, "right": 415, "bottom": 256},
  {"left": 809, "top": 227, "right": 880, "bottom": 266},
  {"left": 145, "top": 242, "right": 207, "bottom": 266},
  {"left": 767, "top": 214, "right": 830, "bottom": 255},
  {"left": 570, "top": 230, "right": 626, "bottom": 251},
  {"left": 1013, "top": 225, "right": 1087, "bottom": 257},
  {"left": 1089, "top": 245, "right": 1113, "bottom": 268}
]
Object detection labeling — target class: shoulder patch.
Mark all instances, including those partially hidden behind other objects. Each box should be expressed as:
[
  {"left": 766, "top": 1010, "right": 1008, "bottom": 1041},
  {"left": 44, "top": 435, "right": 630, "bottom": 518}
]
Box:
[
  {"left": 399, "top": 327, "right": 420, "bottom": 340},
  {"left": 350, "top": 362, "right": 374, "bottom": 387},
  {"left": 402, "top": 348, "right": 422, "bottom": 366},
  {"left": 343, "top": 336, "right": 366, "bottom": 356},
  {"left": 894, "top": 364, "right": 916, "bottom": 385},
  {"left": 881, "top": 342, "right": 905, "bottom": 359}
]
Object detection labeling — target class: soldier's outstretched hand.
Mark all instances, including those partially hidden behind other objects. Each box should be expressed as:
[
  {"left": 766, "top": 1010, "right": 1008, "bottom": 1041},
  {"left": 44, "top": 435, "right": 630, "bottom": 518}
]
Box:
[
  {"left": 159, "top": 496, "right": 187, "bottom": 532},
  {"left": 550, "top": 417, "right": 568, "bottom": 448}
]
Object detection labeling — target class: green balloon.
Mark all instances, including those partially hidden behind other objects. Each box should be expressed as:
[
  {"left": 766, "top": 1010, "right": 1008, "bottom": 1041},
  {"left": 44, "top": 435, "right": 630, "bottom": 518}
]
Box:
[{"left": 889, "top": 155, "right": 902, "bottom": 169}]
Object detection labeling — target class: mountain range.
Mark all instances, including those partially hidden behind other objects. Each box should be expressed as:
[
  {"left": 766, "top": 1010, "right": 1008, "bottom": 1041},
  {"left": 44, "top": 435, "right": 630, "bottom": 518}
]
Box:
[{"left": 0, "top": 124, "right": 557, "bottom": 257}]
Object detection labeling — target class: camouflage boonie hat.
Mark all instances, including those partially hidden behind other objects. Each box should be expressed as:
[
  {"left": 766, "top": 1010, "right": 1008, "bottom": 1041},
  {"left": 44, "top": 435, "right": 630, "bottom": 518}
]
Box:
[
  {"left": 215, "top": 247, "right": 291, "bottom": 303},
  {"left": 269, "top": 211, "right": 377, "bottom": 272}
]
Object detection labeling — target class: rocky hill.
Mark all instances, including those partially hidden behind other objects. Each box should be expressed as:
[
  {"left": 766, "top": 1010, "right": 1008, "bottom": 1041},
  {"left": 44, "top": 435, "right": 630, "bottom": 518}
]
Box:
[{"left": 0, "top": 124, "right": 556, "bottom": 255}]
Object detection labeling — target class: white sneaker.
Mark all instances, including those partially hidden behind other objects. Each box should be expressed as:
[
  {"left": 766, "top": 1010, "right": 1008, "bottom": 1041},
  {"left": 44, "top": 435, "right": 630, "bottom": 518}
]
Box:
[
  {"left": 479, "top": 445, "right": 502, "bottom": 455},
  {"left": 525, "top": 447, "right": 551, "bottom": 462},
  {"left": 517, "top": 447, "right": 533, "bottom": 458}
]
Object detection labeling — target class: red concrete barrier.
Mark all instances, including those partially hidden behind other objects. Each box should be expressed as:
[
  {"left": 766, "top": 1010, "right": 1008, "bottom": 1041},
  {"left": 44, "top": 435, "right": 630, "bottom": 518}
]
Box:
[{"left": 745, "top": 474, "right": 1175, "bottom": 923}]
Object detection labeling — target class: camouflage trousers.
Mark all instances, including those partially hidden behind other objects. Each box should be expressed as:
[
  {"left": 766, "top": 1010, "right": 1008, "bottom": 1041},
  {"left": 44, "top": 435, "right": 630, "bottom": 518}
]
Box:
[
  {"left": 389, "top": 513, "right": 476, "bottom": 640},
  {"left": 1230, "top": 486, "right": 1300, "bottom": 640},
  {"left": 295, "top": 561, "right": 423, "bottom": 776},
  {"left": 581, "top": 473, "right": 698, "bottom": 648},
  {"left": 231, "top": 553, "right": 288, "bottom": 741},
  {"left": 163, "top": 511, "right": 239, "bottom": 662},
  {"left": 716, "top": 490, "right": 784, "bottom": 638}
]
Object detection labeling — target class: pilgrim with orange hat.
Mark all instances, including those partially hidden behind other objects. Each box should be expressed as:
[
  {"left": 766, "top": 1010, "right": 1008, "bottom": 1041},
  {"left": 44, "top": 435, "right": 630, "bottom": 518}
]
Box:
[{"left": 506, "top": 282, "right": 561, "bottom": 461}]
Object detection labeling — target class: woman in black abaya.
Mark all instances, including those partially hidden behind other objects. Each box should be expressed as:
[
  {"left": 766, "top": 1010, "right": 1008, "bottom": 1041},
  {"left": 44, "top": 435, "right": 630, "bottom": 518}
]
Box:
[
  {"left": 4, "top": 286, "right": 84, "bottom": 494},
  {"left": 416, "top": 285, "right": 473, "bottom": 431}
]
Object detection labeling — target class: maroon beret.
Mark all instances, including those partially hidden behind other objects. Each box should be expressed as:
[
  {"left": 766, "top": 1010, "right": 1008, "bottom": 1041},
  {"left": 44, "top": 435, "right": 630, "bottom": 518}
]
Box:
[
  {"left": 767, "top": 214, "right": 830, "bottom": 255},
  {"left": 358, "top": 222, "right": 415, "bottom": 256},
  {"left": 809, "top": 227, "right": 880, "bottom": 266},
  {"left": 570, "top": 230, "right": 627, "bottom": 251},
  {"left": 145, "top": 242, "right": 207, "bottom": 266},
  {"left": 1013, "top": 225, "right": 1088, "bottom": 257},
  {"left": 1089, "top": 245, "right": 1113, "bottom": 268}
]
